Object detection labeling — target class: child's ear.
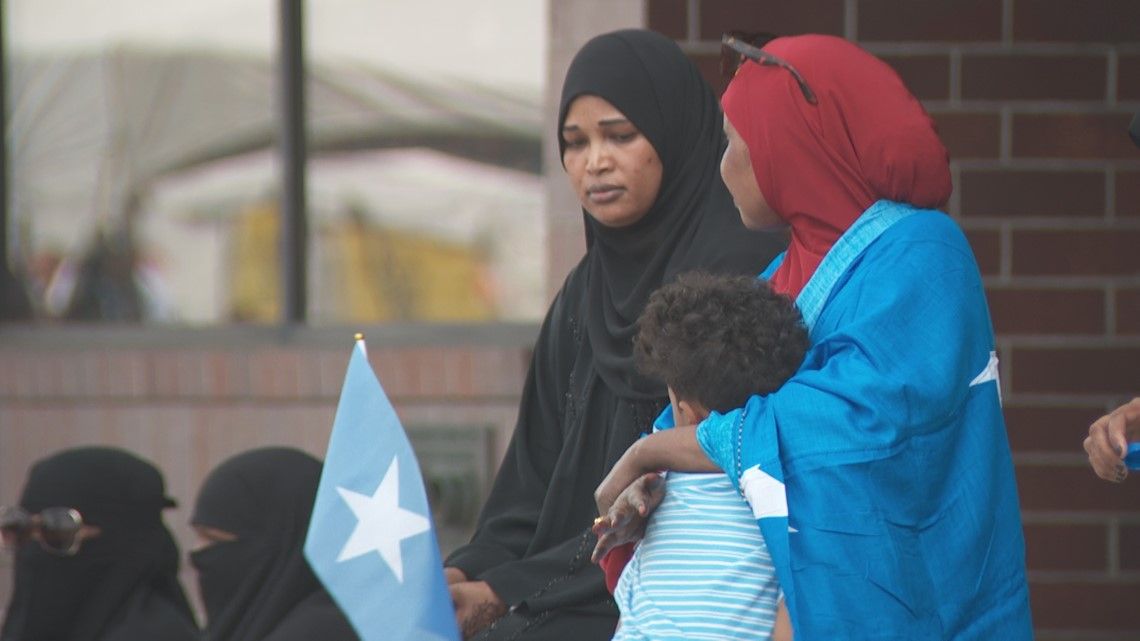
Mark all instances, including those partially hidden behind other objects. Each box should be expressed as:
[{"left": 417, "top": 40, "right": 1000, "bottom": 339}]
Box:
[{"left": 675, "top": 398, "right": 710, "bottom": 425}]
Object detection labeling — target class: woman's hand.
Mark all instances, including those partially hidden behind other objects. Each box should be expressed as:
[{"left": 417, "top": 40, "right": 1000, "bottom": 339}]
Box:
[
  {"left": 1085, "top": 397, "right": 1140, "bottom": 482},
  {"left": 449, "top": 580, "right": 507, "bottom": 639},
  {"left": 594, "top": 439, "right": 652, "bottom": 519},
  {"left": 595, "top": 426, "right": 718, "bottom": 517},
  {"left": 591, "top": 471, "right": 664, "bottom": 562}
]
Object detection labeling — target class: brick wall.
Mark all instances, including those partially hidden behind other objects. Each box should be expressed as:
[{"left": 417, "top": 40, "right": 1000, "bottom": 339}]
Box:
[
  {"left": 648, "top": 0, "right": 1140, "bottom": 638},
  {"left": 0, "top": 326, "right": 533, "bottom": 619}
]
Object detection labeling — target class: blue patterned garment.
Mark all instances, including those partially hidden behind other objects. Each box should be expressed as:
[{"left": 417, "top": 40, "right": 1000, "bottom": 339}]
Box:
[
  {"left": 613, "top": 468, "right": 780, "bottom": 641},
  {"left": 697, "top": 201, "right": 1033, "bottom": 640}
]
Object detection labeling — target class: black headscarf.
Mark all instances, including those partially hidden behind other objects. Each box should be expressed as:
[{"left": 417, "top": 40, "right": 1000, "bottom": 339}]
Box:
[
  {"left": 443, "top": 30, "right": 786, "bottom": 640},
  {"left": 1, "top": 447, "right": 196, "bottom": 641},
  {"left": 558, "top": 29, "right": 785, "bottom": 400},
  {"left": 190, "top": 447, "right": 356, "bottom": 641}
]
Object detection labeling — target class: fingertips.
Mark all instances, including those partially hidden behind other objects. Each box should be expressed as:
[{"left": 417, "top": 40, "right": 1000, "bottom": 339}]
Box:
[{"left": 591, "top": 534, "right": 613, "bottom": 563}]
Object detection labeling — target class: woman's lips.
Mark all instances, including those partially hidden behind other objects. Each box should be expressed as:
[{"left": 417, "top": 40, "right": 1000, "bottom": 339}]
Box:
[{"left": 587, "top": 185, "right": 624, "bottom": 205}]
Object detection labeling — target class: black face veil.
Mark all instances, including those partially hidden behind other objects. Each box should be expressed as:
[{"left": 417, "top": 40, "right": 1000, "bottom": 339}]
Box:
[
  {"left": 1, "top": 447, "right": 193, "bottom": 641},
  {"left": 190, "top": 447, "right": 324, "bottom": 641},
  {"left": 557, "top": 29, "right": 786, "bottom": 400}
]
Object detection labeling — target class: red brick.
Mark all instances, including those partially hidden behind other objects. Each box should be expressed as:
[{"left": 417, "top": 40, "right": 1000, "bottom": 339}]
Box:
[
  {"left": 1116, "top": 287, "right": 1140, "bottom": 335},
  {"left": 1120, "top": 55, "right": 1140, "bottom": 101},
  {"left": 879, "top": 54, "right": 950, "bottom": 101},
  {"left": 931, "top": 112, "right": 1000, "bottom": 160},
  {"left": 1011, "top": 346, "right": 1140, "bottom": 395},
  {"left": 960, "top": 170, "right": 1105, "bottom": 217},
  {"left": 1121, "top": 524, "right": 1140, "bottom": 570},
  {"left": 1024, "top": 523, "right": 1108, "bottom": 572},
  {"left": 1013, "top": 0, "right": 1140, "bottom": 44},
  {"left": 1118, "top": 170, "right": 1140, "bottom": 217},
  {"left": 1004, "top": 403, "right": 1111, "bottom": 453},
  {"left": 699, "top": 0, "right": 846, "bottom": 40},
  {"left": 961, "top": 54, "right": 1107, "bottom": 101},
  {"left": 963, "top": 228, "right": 1001, "bottom": 276},
  {"left": 987, "top": 287, "right": 1105, "bottom": 335},
  {"left": 1017, "top": 464, "right": 1140, "bottom": 511},
  {"left": 247, "top": 349, "right": 304, "bottom": 398},
  {"left": 858, "top": 0, "right": 1001, "bottom": 42},
  {"left": 1030, "top": 581, "right": 1140, "bottom": 631},
  {"left": 1011, "top": 229, "right": 1140, "bottom": 277},
  {"left": 646, "top": 0, "right": 688, "bottom": 40},
  {"left": 1013, "top": 113, "right": 1140, "bottom": 160}
]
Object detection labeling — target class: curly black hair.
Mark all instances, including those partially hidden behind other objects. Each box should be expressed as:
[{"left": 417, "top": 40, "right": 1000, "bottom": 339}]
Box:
[{"left": 634, "top": 271, "right": 809, "bottom": 413}]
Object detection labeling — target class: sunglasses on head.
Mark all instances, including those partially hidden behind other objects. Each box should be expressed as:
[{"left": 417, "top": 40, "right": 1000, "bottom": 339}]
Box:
[
  {"left": 721, "top": 34, "right": 818, "bottom": 105},
  {"left": 1, "top": 506, "right": 86, "bottom": 556}
]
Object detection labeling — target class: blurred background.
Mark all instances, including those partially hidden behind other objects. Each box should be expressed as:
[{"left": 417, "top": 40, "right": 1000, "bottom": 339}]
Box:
[{"left": 1, "top": 1, "right": 1139, "bottom": 638}]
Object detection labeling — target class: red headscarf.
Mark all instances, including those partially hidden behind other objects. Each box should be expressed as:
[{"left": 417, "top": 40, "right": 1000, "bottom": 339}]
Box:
[{"left": 721, "top": 35, "right": 952, "bottom": 299}]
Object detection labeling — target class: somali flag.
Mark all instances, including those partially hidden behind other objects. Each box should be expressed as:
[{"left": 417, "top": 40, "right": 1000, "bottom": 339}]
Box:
[{"left": 304, "top": 338, "right": 460, "bottom": 641}]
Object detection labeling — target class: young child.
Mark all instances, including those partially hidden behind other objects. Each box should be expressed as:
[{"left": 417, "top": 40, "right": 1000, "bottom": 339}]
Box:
[{"left": 600, "top": 271, "right": 808, "bottom": 641}]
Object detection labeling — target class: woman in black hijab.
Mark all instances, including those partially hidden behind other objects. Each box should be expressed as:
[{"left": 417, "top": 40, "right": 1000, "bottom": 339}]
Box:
[
  {"left": 189, "top": 447, "right": 358, "bottom": 641},
  {"left": 443, "top": 29, "right": 786, "bottom": 640},
  {"left": 1, "top": 447, "right": 198, "bottom": 641}
]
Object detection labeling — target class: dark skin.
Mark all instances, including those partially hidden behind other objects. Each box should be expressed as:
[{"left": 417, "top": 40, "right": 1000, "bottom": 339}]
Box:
[
  {"left": 445, "top": 568, "right": 508, "bottom": 640},
  {"left": 589, "top": 471, "right": 665, "bottom": 563},
  {"left": 591, "top": 424, "right": 717, "bottom": 562},
  {"left": 1084, "top": 397, "right": 1140, "bottom": 483}
]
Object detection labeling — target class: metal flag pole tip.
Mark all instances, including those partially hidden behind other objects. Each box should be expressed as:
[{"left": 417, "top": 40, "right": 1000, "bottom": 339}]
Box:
[{"left": 354, "top": 332, "right": 364, "bottom": 342}]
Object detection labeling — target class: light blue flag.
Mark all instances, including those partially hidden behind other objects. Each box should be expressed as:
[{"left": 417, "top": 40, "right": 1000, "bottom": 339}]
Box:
[{"left": 305, "top": 339, "right": 461, "bottom": 641}]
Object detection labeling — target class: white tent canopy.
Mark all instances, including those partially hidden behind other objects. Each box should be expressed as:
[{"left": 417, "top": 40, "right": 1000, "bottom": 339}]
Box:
[{"left": 7, "top": 46, "right": 542, "bottom": 258}]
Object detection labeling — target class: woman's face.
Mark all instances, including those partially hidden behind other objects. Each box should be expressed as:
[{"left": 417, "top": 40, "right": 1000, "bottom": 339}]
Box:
[
  {"left": 561, "top": 95, "right": 663, "bottom": 228},
  {"left": 721, "top": 115, "right": 783, "bottom": 230}
]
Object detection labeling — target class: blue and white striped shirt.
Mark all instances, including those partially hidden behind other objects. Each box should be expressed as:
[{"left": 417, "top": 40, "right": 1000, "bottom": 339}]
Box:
[{"left": 612, "top": 470, "right": 780, "bottom": 641}]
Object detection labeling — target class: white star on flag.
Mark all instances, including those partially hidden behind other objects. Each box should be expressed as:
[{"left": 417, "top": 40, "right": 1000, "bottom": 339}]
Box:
[{"left": 336, "top": 456, "right": 431, "bottom": 583}]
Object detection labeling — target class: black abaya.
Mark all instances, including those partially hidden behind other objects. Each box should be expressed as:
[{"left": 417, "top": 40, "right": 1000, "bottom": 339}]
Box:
[{"left": 445, "top": 29, "right": 787, "bottom": 640}]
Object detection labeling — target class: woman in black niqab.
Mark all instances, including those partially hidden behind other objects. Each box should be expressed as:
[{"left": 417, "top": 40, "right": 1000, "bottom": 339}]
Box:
[
  {"left": 189, "top": 447, "right": 357, "bottom": 641},
  {"left": 444, "top": 29, "right": 786, "bottom": 640},
  {"left": 1, "top": 447, "right": 198, "bottom": 641}
]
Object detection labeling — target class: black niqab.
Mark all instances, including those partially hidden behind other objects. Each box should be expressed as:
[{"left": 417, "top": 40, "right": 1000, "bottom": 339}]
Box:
[
  {"left": 1, "top": 447, "right": 196, "bottom": 641},
  {"left": 190, "top": 447, "right": 357, "bottom": 641},
  {"left": 558, "top": 29, "right": 783, "bottom": 400}
]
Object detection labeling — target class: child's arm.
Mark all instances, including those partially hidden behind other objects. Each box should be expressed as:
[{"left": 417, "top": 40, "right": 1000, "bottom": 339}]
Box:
[{"left": 771, "top": 599, "right": 793, "bottom": 641}]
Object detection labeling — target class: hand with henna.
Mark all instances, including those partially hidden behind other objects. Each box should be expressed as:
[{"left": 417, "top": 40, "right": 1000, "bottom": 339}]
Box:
[
  {"left": 449, "top": 578, "right": 508, "bottom": 640},
  {"left": 590, "top": 471, "right": 665, "bottom": 563}
]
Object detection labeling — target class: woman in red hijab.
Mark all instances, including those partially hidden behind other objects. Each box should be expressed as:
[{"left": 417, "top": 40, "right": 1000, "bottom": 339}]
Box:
[{"left": 595, "top": 35, "right": 1033, "bottom": 639}]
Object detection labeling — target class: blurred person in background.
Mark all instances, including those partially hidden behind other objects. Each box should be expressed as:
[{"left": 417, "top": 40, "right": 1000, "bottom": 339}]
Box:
[
  {"left": 190, "top": 447, "right": 358, "bottom": 641},
  {"left": 1, "top": 447, "right": 198, "bottom": 641}
]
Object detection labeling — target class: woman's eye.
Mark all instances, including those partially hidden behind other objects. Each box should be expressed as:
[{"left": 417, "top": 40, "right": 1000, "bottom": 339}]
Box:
[
  {"left": 563, "top": 138, "right": 586, "bottom": 149},
  {"left": 611, "top": 131, "right": 638, "bottom": 143}
]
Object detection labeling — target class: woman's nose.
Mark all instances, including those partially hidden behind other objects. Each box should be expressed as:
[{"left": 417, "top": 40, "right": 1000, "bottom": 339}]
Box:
[{"left": 585, "top": 143, "right": 611, "bottom": 174}]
